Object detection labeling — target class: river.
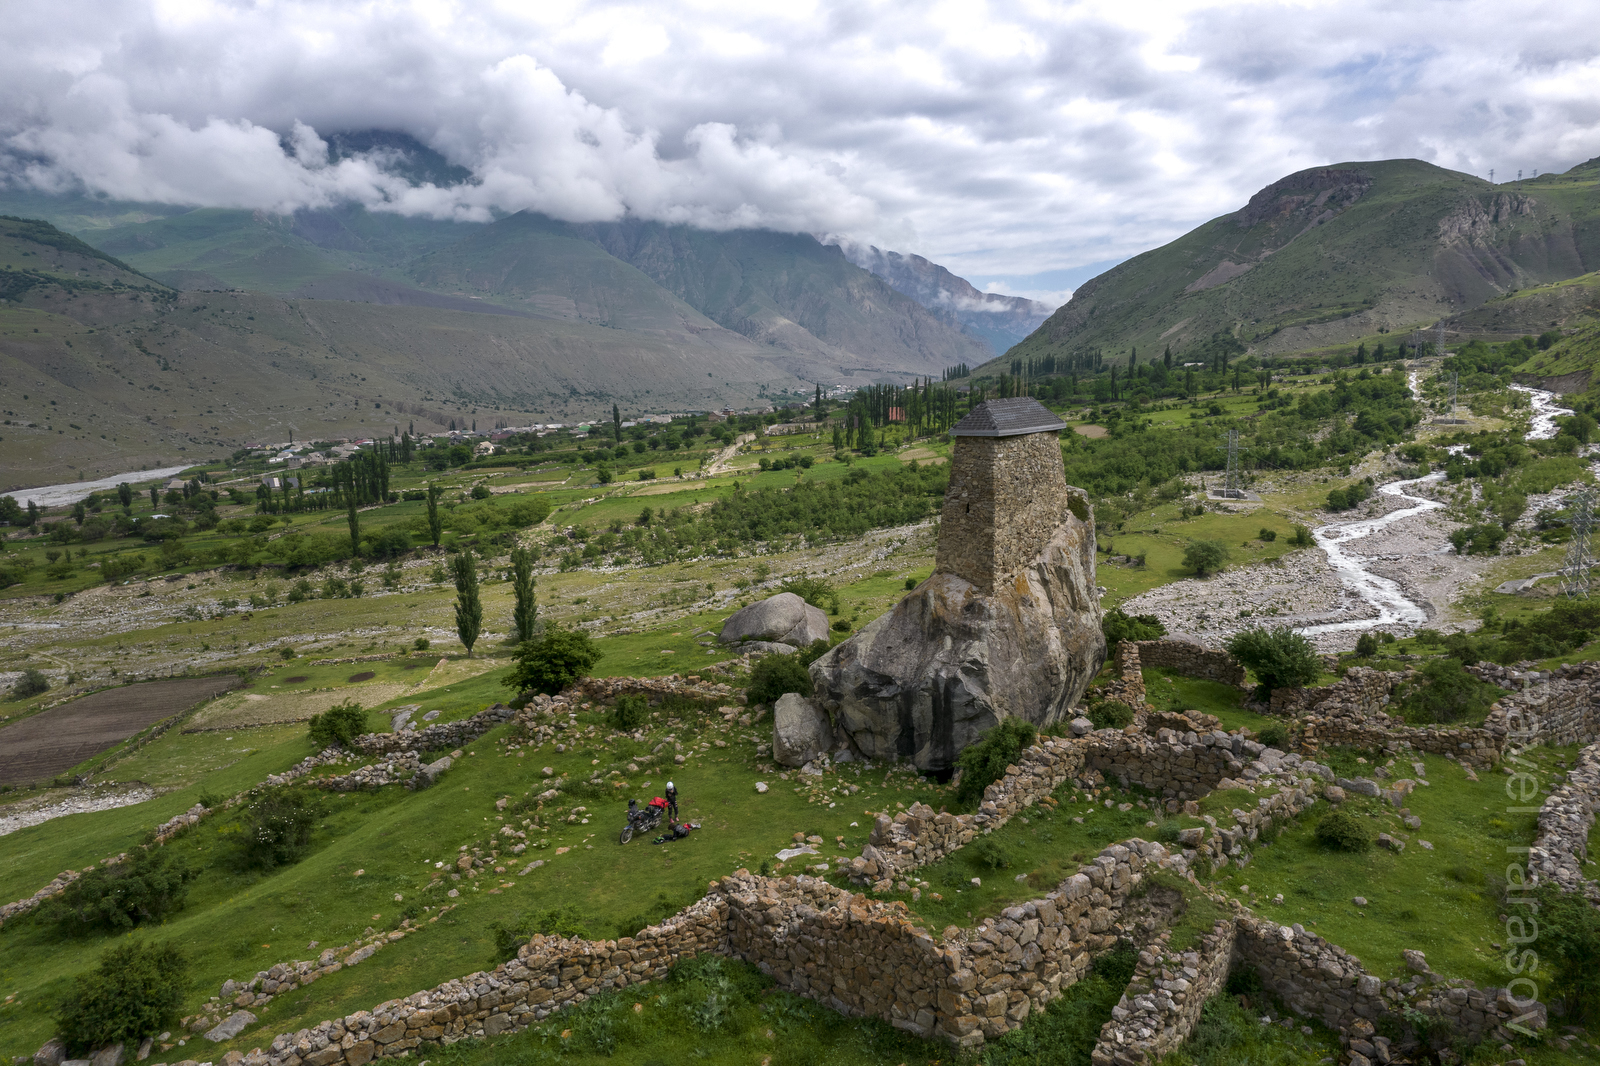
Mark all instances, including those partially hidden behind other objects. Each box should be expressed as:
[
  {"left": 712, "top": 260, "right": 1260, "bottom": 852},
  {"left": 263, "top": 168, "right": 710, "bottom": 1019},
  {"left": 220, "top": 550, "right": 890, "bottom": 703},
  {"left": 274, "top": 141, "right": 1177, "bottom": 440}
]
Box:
[
  {"left": 1296, "top": 370, "right": 1573, "bottom": 637},
  {"left": 3, "top": 465, "right": 198, "bottom": 509}
]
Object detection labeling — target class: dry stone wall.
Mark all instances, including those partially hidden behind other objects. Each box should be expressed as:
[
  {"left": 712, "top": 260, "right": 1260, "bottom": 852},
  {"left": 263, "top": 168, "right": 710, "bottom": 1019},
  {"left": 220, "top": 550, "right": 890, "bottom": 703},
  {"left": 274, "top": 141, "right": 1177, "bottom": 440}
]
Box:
[
  {"left": 1528, "top": 740, "right": 1600, "bottom": 901},
  {"left": 1131, "top": 641, "right": 1246, "bottom": 688},
  {"left": 1091, "top": 921, "right": 1236, "bottom": 1066},
  {"left": 1101, "top": 642, "right": 1149, "bottom": 710}
]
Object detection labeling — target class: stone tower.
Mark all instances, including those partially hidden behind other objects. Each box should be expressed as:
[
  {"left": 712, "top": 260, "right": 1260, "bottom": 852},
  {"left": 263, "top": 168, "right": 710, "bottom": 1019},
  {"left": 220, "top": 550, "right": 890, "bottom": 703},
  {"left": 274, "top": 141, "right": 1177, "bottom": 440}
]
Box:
[
  {"left": 936, "top": 397, "right": 1082, "bottom": 593},
  {"left": 808, "top": 396, "right": 1104, "bottom": 771}
]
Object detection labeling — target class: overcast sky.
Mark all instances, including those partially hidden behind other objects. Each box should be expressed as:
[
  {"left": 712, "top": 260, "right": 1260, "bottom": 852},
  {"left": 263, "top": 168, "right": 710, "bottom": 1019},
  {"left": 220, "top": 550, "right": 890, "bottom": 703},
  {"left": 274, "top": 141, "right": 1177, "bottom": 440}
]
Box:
[{"left": 5, "top": 0, "right": 1598, "bottom": 305}]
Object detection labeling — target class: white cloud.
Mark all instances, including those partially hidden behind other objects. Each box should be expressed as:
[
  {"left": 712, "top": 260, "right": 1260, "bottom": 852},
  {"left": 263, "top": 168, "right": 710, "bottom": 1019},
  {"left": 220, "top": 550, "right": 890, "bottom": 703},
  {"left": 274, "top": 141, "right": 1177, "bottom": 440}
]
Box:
[{"left": 2, "top": 0, "right": 1597, "bottom": 282}]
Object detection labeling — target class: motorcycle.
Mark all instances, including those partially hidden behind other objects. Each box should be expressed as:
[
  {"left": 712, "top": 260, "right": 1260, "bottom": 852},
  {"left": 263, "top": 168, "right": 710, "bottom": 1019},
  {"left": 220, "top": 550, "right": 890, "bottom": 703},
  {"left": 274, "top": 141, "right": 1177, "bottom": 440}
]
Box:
[{"left": 619, "top": 796, "right": 667, "bottom": 844}]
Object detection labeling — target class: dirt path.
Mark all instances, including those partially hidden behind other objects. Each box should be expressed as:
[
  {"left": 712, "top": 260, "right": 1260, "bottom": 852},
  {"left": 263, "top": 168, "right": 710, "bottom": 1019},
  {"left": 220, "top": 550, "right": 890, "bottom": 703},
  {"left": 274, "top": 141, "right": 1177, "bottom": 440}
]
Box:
[{"left": 703, "top": 433, "right": 756, "bottom": 477}]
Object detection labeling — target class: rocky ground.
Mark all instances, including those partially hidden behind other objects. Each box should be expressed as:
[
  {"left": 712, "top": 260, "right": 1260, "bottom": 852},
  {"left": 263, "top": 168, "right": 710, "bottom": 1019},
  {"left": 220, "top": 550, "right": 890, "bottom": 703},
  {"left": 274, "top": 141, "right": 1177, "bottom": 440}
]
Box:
[
  {"left": 1124, "top": 476, "right": 1493, "bottom": 653},
  {"left": 0, "top": 783, "right": 157, "bottom": 836}
]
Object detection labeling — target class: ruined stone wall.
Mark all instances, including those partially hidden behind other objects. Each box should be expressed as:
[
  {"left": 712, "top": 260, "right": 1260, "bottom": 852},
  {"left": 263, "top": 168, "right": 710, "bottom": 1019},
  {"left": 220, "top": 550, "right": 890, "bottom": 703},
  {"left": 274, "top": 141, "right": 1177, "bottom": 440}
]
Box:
[
  {"left": 1132, "top": 641, "right": 1246, "bottom": 688},
  {"left": 1084, "top": 729, "right": 1245, "bottom": 800},
  {"left": 353, "top": 704, "right": 517, "bottom": 756},
  {"left": 1269, "top": 667, "right": 1398, "bottom": 717},
  {"left": 1101, "top": 642, "right": 1149, "bottom": 710},
  {"left": 1091, "top": 921, "right": 1237, "bottom": 1066},
  {"left": 1529, "top": 740, "right": 1600, "bottom": 901},
  {"left": 935, "top": 431, "right": 1081, "bottom": 593}
]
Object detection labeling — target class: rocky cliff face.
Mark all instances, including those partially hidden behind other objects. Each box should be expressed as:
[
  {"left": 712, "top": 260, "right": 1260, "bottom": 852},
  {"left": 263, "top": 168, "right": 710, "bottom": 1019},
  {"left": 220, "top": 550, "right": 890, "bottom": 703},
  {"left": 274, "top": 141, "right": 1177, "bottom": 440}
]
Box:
[{"left": 810, "top": 516, "right": 1104, "bottom": 771}]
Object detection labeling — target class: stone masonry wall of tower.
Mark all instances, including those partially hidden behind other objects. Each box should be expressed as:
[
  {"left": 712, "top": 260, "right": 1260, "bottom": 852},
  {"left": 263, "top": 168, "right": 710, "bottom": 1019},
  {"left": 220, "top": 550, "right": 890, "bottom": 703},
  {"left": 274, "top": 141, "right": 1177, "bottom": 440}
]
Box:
[{"left": 935, "top": 430, "right": 1072, "bottom": 592}]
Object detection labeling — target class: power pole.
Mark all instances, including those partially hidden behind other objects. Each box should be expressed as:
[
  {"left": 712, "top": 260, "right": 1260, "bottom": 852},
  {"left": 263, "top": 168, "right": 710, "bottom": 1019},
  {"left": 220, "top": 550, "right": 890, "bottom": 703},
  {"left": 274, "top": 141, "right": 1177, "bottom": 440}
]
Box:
[
  {"left": 1562, "top": 489, "right": 1596, "bottom": 599},
  {"left": 1449, "top": 371, "right": 1460, "bottom": 420},
  {"left": 1224, "top": 429, "right": 1243, "bottom": 497}
]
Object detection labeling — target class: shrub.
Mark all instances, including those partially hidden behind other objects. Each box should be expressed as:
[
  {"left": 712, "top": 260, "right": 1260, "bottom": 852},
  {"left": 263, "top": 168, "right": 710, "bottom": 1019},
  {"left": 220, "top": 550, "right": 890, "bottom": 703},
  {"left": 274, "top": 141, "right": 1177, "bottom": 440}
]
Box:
[
  {"left": 236, "top": 789, "right": 326, "bottom": 869},
  {"left": 1395, "top": 658, "right": 1497, "bottom": 724},
  {"left": 904, "top": 577, "right": 917, "bottom": 590},
  {"left": 1155, "top": 820, "right": 1184, "bottom": 845},
  {"left": 778, "top": 574, "right": 834, "bottom": 609},
  {"left": 56, "top": 942, "right": 189, "bottom": 1054},
  {"left": 414, "top": 637, "right": 430, "bottom": 650},
  {"left": 11, "top": 667, "right": 50, "bottom": 699},
  {"left": 830, "top": 618, "right": 852, "bottom": 632},
  {"left": 1533, "top": 883, "right": 1600, "bottom": 1022},
  {"left": 1258, "top": 527, "right": 1277, "bottom": 542},
  {"left": 1257, "top": 723, "right": 1288, "bottom": 750},
  {"left": 954, "top": 718, "right": 1037, "bottom": 808},
  {"left": 1354, "top": 631, "right": 1380, "bottom": 657},
  {"left": 970, "top": 838, "right": 1012, "bottom": 870},
  {"left": 1102, "top": 607, "right": 1166, "bottom": 645},
  {"left": 1183, "top": 540, "right": 1230, "bottom": 576},
  {"left": 470, "top": 484, "right": 493, "bottom": 500},
  {"left": 1315, "top": 809, "right": 1373, "bottom": 852},
  {"left": 1087, "top": 700, "right": 1135, "bottom": 730},
  {"left": 307, "top": 700, "right": 369, "bottom": 748},
  {"left": 1289, "top": 524, "right": 1315, "bottom": 547},
  {"left": 1225, "top": 626, "right": 1321, "bottom": 699},
  {"left": 612, "top": 694, "right": 648, "bottom": 731},
  {"left": 747, "top": 652, "right": 813, "bottom": 704},
  {"left": 504, "top": 625, "right": 602, "bottom": 696},
  {"left": 49, "top": 848, "right": 196, "bottom": 934}
]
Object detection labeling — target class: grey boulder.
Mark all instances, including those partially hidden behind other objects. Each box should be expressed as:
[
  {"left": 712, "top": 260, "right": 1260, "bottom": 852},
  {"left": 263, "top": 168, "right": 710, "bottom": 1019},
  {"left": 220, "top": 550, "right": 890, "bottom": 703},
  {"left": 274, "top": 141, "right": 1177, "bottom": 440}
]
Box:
[
  {"left": 720, "top": 593, "right": 829, "bottom": 648},
  {"left": 1069, "top": 717, "right": 1094, "bottom": 737},
  {"left": 89, "top": 1046, "right": 123, "bottom": 1066},
  {"left": 810, "top": 519, "right": 1103, "bottom": 772},
  {"left": 773, "top": 693, "right": 834, "bottom": 767},
  {"left": 204, "top": 1011, "right": 257, "bottom": 1043},
  {"left": 34, "top": 1039, "right": 66, "bottom": 1066}
]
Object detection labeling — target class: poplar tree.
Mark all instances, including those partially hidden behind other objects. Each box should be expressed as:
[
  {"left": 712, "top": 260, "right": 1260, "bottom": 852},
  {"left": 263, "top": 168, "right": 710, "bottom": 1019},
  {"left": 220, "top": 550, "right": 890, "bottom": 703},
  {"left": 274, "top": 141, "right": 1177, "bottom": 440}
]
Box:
[
  {"left": 510, "top": 547, "right": 538, "bottom": 644},
  {"left": 346, "top": 495, "right": 361, "bottom": 556},
  {"left": 426, "top": 483, "right": 443, "bottom": 547},
  {"left": 612, "top": 404, "right": 622, "bottom": 443},
  {"left": 452, "top": 551, "right": 482, "bottom": 657}
]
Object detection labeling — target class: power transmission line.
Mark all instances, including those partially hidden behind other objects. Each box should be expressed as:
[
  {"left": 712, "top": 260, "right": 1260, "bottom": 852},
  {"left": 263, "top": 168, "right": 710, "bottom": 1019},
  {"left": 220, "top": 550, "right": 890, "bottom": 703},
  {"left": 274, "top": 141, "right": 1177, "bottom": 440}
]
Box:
[{"left": 1562, "top": 489, "right": 1596, "bottom": 599}]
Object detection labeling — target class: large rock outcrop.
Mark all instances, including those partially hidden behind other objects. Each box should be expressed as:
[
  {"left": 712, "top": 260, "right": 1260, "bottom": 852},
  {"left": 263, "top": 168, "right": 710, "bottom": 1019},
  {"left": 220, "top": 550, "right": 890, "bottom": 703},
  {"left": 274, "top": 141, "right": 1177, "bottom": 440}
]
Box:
[
  {"left": 772, "top": 693, "right": 834, "bottom": 766},
  {"left": 810, "top": 516, "right": 1103, "bottom": 770},
  {"left": 719, "top": 592, "right": 830, "bottom": 648},
  {"left": 809, "top": 397, "right": 1104, "bottom": 771}
]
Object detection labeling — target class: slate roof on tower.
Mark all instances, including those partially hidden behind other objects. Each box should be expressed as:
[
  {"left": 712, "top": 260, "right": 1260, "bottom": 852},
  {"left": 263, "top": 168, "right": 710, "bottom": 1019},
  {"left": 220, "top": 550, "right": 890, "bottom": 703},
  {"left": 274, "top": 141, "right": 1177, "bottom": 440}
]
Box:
[{"left": 949, "top": 397, "right": 1068, "bottom": 437}]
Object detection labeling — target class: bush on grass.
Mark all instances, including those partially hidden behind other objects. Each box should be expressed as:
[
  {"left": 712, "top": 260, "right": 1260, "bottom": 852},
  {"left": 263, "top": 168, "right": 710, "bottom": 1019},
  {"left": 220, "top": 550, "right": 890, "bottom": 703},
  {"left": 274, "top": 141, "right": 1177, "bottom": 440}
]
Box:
[
  {"left": 611, "top": 694, "right": 648, "bottom": 731},
  {"left": 1101, "top": 607, "right": 1166, "bottom": 645},
  {"left": 11, "top": 667, "right": 50, "bottom": 699},
  {"left": 970, "top": 838, "right": 1012, "bottom": 870},
  {"left": 1257, "top": 723, "right": 1288, "bottom": 750},
  {"left": 1532, "top": 883, "right": 1600, "bottom": 1023},
  {"left": 747, "top": 651, "right": 813, "bottom": 704},
  {"left": 1225, "top": 626, "right": 1321, "bottom": 700},
  {"left": 307, "top": 699, "right": 368, "bottom": 748},
  {"left": 236, "top": 789, "right": 326, "bottom": 870},
  {"left": 490, "top": 904, "right": 598, "bottom": 964},
  {"left": 954, "top": 718, "right": 1037, "bottom": 808},
  {"left": 1183, "top": 540, "right": 1230, "bottom": 577},
  {"left": 1314, "top": 809, "right": 1373, "bottom": 852},
  {"left": 49, "top": 848, "right": 196, "bottom": 935},
  {"left": 1087, "top": 700, "right": 1135, "bottom": 731},
  {"left": 56, "top": 942, "right": 188, "bottom": 1054},
  {"left": 504, "top": 625, "right": 602, "bottom": 696},
  {"left": 1395, "top": 657, "right": 1498, "bottom": 724}
]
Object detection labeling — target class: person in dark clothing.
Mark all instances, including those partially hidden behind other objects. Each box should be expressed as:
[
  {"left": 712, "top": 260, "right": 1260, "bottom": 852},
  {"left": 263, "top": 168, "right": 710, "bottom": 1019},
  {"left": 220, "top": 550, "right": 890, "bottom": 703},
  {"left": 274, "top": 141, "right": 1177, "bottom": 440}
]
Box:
[{"left": 664, "top": 780, "right": 679, "bottom": 821}]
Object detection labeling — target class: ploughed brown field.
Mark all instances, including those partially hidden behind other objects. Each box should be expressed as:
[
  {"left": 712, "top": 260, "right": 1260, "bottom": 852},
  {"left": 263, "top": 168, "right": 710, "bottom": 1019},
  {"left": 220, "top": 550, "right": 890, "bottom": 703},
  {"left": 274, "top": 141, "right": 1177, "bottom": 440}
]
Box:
[{"left": 0, "top": 675, "right": 241, "bottom": 785}]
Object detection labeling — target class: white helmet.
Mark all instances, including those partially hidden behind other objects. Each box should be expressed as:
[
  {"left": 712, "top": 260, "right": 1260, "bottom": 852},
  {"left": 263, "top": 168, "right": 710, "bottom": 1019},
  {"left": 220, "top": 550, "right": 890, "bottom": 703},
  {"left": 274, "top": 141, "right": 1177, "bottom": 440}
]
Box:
[{"left": 667, "top": 781, "right": 676, "bottom": 790}]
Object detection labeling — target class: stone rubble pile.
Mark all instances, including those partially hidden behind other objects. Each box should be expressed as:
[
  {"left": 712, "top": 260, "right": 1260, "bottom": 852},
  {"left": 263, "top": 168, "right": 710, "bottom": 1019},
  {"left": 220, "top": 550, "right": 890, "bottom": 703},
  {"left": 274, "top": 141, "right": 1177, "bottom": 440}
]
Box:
[
  {"left": 313, "top": 754, "right": 423, "bottom": 793},
  {"left": 352, "top": 704, "right": 516, "bottom": 756}
]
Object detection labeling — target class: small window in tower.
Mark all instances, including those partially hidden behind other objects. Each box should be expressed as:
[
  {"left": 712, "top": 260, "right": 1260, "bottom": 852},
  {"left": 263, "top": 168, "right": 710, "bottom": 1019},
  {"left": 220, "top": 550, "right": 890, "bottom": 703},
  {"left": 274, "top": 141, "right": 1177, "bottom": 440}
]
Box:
[{"left": 965, "top": 504, "right": 970, "bottom": 514}]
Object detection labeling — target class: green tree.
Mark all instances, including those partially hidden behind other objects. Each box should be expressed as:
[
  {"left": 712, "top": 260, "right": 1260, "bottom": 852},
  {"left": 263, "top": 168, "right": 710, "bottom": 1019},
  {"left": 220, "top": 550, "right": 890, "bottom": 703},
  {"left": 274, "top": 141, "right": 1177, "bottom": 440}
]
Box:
[
  {"left": 56, "top": 942, "right": 188, "bottom": 1054},
  {"left": 612, "top": 403, "right": 622, "bottom": 443},
  {"left": 1182, "top": 540, "right": 1230, "bottom": 576},
  {"left": 510, "top": 547, "right": 538, "bottom": 644},
  {"left": 307, "top": 700, "right": 369, "bottom": 748},
  {"left": 425, "top": 483, "right": 444, "bottom": 547},
  {"left": 1224, "top": 626, "right": 1321, "bottom": 699},
  {"left": 345, "top": 494, "right": 361, "bottom": 556},
  {"left": 1396, "top": 658, "right": 1497, "bottom": 724},
  {"left": 117, "top": 482, "right": 133, "bottom": 508},
  {"left": 504, "top": 625, "right": 602, "bottom": 695},
  {"left": 452, "top": 551, "right": 483, "bottom": 657},
  {"left": 148, "top": 486, "right": 159, "bottom": 510},
  {"left": 49, "top": 848, "right": 196, "bottom": 934}
]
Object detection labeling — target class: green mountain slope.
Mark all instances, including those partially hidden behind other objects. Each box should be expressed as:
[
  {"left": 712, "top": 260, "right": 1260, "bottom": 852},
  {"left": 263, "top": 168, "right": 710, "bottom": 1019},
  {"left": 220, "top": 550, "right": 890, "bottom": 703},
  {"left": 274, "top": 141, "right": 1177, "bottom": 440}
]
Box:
[
  {"left": 0, "top": 219, "right": 806, "bottom": 485},
  {"left": 571, "top": 219, "right": 990, "bottom": 380},
  {"left": 1000, "top": 156, "right": 1600, "bottom": 370}
]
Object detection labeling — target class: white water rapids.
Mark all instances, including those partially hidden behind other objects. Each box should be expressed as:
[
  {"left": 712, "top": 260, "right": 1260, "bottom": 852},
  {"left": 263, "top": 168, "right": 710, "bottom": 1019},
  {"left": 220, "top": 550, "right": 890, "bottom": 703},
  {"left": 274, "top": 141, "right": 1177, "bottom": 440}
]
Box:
[{"left": 1295, "top": 370, "right": 1573, "bottom": 637}]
